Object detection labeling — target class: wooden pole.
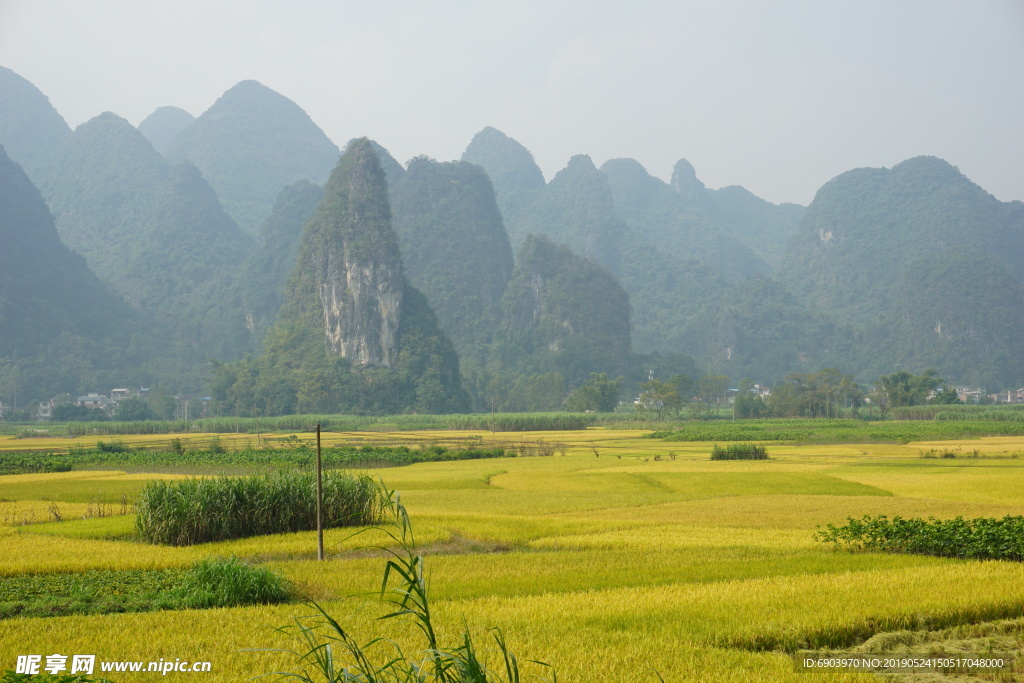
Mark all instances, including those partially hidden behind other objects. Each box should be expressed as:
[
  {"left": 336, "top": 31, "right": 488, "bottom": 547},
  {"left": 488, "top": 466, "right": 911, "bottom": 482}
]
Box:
[{"left": 316, "top": 424, "right": 324, "bottom": 561}]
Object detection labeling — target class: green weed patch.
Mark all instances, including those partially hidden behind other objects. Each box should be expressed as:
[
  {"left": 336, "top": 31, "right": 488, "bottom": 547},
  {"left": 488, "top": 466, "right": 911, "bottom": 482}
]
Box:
[{"left": 0, "top": 558, "right": 289, "bottom": 619}]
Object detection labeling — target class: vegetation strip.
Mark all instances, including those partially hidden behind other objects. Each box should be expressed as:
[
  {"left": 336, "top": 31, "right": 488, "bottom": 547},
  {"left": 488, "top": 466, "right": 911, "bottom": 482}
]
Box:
[
  {"left": 0, "top": 558, "right": 289, "bottom": 620},
  {"left": 0, "top": 444, "right": 514, "bottom": 475},
  {"left": 648, "top": 418, "right": 1024, "bottom": 444},
  {"left": 815, "top": 515, "right": 1024, "bottom": 561},
  {"left": 24, "top": 412, "right": 599, "bottom": 436}
]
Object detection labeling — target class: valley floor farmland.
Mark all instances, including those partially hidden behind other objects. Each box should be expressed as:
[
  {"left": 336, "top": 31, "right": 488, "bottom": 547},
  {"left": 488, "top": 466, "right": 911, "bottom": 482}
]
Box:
[{"left": 3, "top": 429, "right": 1024, "bottom": 681}]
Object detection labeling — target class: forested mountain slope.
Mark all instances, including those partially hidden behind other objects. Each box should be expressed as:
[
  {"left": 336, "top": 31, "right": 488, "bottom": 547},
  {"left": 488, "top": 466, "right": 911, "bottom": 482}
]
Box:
[
  {"left": 213, "top": 139, "right": 467, "bottom": 415},
  {"left": 0, "top": 145, "right": 143, "bottom": 396},
  {"left": 38, "top": 112, "right": 254, "bottom": 379},
  {"left": 494, "top": 235, "right": 631, "bottom": 388},
  {"left": 0, "top": 66, "right": 71, "bottom": 185},
  {"left": 784, "top": 156, "right": 1024, "bottom": 387},
  {"left": 391, "top": 157, "right": 514, "bottom": 365}
]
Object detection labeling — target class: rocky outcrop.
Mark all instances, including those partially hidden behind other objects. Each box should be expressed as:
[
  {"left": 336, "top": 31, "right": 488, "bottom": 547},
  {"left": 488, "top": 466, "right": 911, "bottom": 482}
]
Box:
[
  {"left": 262, "top": 138, "right": 467, "bottom": 413},
  {"left": 318, "top": 259, "right": 403, "bottom": 367},
  {"left": 284, "top": 138, "right": 407, "bottom": 367}
]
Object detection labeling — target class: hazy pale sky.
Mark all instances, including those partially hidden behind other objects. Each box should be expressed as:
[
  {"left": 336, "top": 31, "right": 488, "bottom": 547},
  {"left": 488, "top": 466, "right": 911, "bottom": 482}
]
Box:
[{"left": 1, "top": 0, "right": 1021, "bottom": 205}]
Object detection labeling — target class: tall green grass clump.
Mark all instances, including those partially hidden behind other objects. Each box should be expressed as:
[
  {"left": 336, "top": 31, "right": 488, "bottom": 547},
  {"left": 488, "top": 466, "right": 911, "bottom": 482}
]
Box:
[
  {"left": 180, "top": 556, "right": 290, "bottom": 608},
  {"left": 136, "top": 471, "right": 381, "bottom": 546},
  {"left": 710, "top": 443, "right": 768, "bottom": 460}
]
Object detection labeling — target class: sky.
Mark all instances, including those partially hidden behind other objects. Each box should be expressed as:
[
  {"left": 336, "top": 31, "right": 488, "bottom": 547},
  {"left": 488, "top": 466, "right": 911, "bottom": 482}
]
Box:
[{"left": 1, "top": 0, "right": 1022, "bottom": 206}]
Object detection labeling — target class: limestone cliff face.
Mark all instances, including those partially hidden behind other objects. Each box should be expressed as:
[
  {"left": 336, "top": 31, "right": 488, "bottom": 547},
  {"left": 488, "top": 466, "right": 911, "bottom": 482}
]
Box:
[
  {"left": 318, "top": 257, "right": 403, "bottom": 367},
  {"left": 265, "top": 138, "right": 467, "bottom": 413},
  {"left": 283, "top": 137, "right": 406, "bottom": 368}
]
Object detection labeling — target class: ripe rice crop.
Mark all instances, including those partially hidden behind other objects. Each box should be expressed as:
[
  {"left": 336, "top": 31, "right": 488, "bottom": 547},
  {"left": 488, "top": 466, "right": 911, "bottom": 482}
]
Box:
[
  {"left": 6, "top": 432, "right": 1024, "bottom": 680},
  {"left": 136, "top": 471, "right": 381, "bottom": 546}
]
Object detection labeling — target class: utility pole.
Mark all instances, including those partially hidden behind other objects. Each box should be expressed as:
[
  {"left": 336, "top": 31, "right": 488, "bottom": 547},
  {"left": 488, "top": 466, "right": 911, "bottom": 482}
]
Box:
[{"left": 316, "top": 424, "right": 324, "bottom": 561}]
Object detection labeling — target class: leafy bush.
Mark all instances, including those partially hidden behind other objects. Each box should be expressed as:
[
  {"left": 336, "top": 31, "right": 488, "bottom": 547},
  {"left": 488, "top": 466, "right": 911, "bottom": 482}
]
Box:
[
  {"left": 710, "top": 443, "right": 768, "bottom": 460},
  {"left": 136, "top": 471, "right": 381, "bottom": 545},
  {"left": 0, "top": 454, "right": 72, "bottom": 475},
  {"left": 815, "top": 515, "right": 1024, "bottom": 561}
]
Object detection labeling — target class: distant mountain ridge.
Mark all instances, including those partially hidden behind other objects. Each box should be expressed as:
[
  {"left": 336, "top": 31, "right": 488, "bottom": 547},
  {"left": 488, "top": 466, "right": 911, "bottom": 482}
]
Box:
[
  {"left": 0, "top": 66, "right": 71, "bottom": 185},
  {"left": 4, "top": 62, "right": 1024, "bottom": 403},
  {"left": 166, "top": 80, "right": 340, "bottom": 234},
  {"left": 784, "top": 156, "right": 1024, "bottom": 387},
  {"left": 0, "top": 144, "right": 143, "bottom": 396}
]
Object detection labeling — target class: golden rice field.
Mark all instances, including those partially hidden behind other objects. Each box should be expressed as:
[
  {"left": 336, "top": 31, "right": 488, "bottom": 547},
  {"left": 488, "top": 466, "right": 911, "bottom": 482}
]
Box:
[{"left": 3, "top": 429, "right": 1024, "bottom": 681}]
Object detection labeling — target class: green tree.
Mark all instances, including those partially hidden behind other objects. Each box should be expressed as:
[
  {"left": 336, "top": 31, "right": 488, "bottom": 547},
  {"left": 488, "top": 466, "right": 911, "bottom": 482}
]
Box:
[
  {"left": 691, "top": 374, "right": 729, "bottom": 417},
  {"left": 733, "top": 377, "right": 765, "bottom": 418},
  {"left": 930, "top": 386, "right": 962, "bottom": 404},
  {"left": 565, "top": 372, "right": 623, "bottom": 413},
  {"left": 634, "top": 379, "right": 681, "bottom": 420},
  {"left": 115, "top": 397, "right": 153, "bottom": 421},
  {"left": 875, "top": 369, "right": 943, "bottom": 409}
]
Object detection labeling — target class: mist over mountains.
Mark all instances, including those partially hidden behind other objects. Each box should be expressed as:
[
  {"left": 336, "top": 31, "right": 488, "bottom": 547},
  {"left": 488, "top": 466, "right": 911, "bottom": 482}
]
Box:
[{"left": 2, "top": 65, "right": 1023, "bottom": 414}]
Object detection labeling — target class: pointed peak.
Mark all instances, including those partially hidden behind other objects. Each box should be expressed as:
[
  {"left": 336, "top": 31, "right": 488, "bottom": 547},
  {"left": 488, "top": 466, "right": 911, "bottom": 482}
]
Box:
[
  {"left": 0, "top": 65, "right": 72, "bottom": 178},
  {"left": 78, "top": 111, "right": 133, "bottom": 129},
  {"left": 471, "top": 126, "right": 513, "bottom": 144},
  {"left": 890, "top": 156, "right": 965, "bottom": 182},
  {"left": 139, "top": 106, "right": 196, "bottom": 155},
  {"left": 462, "top": 126, "right": 546, "bottom": 195},
  {"left": 69, "top": 112, "right": 160, "bottom": 154},
  {"left": 344, "top": 137, "right": 381, "bottom": 167},
  {"left": 200, "top": 79, "right": 322, "bottom": 124},
  {"left": 221, "top": 79, "right": 279, "bottom": 99},
  {"left": 141, "top": 105, "right": 194, "bottom": 122},
  {"left": 565, "top": 154, "right": 596, "bottom": 172},
  {"left": 671, "top": 158, "right": 706, "bottom": 200},
  {"left": 600, "top": 157, "right": 651, "bottom": 177}
]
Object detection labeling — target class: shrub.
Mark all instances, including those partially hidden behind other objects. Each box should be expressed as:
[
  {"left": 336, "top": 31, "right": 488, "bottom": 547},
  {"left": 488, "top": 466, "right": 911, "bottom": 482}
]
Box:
[
  {"left": 136, "top": 470, "right": 381, "bottom": 545},
  {"left": 710, "top": 443, "right": 768, "bottom": 460},
  {"left": 0, "top": 454, "right": 72, "bottom": 475},
  {"left": 815, "top": 515, "right": 1024, "bottom": 561}
]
